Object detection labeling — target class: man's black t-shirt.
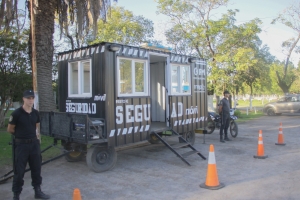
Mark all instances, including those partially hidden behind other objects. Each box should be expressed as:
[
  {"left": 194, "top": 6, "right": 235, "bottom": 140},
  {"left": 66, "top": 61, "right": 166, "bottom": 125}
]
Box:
[
  {"left": 8, "top": 106, "right": 40, "bottom": 139},
  {"left": 219, "top": 98, "right": 230, "bottom": 115}
]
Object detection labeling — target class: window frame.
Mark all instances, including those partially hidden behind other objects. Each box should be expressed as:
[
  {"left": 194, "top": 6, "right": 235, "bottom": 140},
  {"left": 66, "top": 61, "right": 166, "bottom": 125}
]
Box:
[
  {"left": 68, "top": 59, "right": 92, "bottom": 98},
  {"left": 170, "top": 64, "right": 191, "bottom": 96},
  {"left": 117, "top": 57, "right": 149, "bottom": 97}
]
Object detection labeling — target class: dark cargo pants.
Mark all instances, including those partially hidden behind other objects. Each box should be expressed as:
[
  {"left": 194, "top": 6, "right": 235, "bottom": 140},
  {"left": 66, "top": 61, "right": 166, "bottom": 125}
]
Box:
[
  {"left": 12, "top": 139, "right": 42, "bottom": 193},
  {"left": 220, "top": 113, "right": 230, "bottom": 138}
]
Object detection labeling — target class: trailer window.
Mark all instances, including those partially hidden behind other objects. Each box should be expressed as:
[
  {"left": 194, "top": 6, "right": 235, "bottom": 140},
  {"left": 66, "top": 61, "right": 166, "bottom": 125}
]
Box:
[
  {"left": 68, "top": 60, "right": 92, "bottom": 97},
  {"left": 118, "top": 58, "right": 148, "bottom": 96},
  {"left": 171, "top": 64, "right": 191, "bottom": 95}
]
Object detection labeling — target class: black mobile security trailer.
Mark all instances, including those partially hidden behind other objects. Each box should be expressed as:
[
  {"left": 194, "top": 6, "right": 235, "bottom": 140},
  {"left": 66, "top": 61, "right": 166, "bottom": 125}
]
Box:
[{"left": 40, "top": 42, "right": 208, "bottom": 172}]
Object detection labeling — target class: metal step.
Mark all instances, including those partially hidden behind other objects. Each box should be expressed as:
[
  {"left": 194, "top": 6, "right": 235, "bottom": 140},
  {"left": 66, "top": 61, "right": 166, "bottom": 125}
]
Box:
[
  {"left": 152, "top": 127, "right": 171, "bottom": 134},
  {"left": 150, "top": 129, "right": 206, "bottom": 166},
  {"left": 181, "top": 150, "right": 199, "bottom": 158},
  {"left": 171, "top": 143, "right": 189, "bottom": 149}
]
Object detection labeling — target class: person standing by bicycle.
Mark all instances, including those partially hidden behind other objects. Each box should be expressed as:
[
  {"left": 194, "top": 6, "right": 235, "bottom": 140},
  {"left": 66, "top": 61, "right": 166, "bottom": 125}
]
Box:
[{"left": 218, "top": 90, "right": 231, "bottom": 143}]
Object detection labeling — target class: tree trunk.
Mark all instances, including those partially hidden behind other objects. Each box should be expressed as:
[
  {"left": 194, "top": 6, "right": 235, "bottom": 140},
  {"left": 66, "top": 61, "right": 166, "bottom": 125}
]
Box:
[
  {"left": 0, "top": 99, "right": 10, "bottom": 127},
  {"left": 249, "top": 84, "right": 253, "bottom": 110},
  {"left": 275, "top": 71, "right": 294, "bottom": 94},
  {"left": 31, "top": 0, "right": 57, "bottom": 111}
]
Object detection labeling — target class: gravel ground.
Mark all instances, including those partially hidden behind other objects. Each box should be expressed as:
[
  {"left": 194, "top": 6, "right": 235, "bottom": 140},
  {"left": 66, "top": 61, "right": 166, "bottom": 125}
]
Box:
[{"left": 1, "top": 114, "right": 300, "bottom": 200}]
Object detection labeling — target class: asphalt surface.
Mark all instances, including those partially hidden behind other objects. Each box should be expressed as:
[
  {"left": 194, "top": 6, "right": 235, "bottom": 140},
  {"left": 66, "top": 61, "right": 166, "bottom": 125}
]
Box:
[{"left": 1, "top": 114, "right": 300, "bottom": 200}]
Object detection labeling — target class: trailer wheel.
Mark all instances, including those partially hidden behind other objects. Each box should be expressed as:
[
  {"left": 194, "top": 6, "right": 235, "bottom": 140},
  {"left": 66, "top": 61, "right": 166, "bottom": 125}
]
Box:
[
  {"left": 86, "top": 144, "right": 117, "bottom": 173},
  {"left": 182, "top": 131, "right": 195, "bottom": 146},
  {"left": 64, "top": 143, "right": 86, "bottom": 162},
  {"left": 148, "top": 133, "right": 161, "bottom": 144}
]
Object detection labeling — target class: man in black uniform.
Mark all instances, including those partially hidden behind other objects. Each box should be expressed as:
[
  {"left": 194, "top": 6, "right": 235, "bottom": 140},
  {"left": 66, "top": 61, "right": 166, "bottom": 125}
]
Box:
[
  {"left": 7, "top": 90, "right": 50, "bottom": 200},
  {"left": 218, "top": 90, "right": 231, "bottom": 143}
]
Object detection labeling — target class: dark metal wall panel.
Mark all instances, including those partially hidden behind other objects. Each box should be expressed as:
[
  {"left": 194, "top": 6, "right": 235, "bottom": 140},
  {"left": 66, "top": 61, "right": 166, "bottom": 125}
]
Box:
[
  {"left": 103, "top": 45, "right": 117, "bottom": 147},
  {"left": 93, "top": 46, "right": 106, "bottom": 119},
  {"left": 58, "top": 45, "right": 106, "bottom": 118},
  {"left": 132, "top": 98, "right": 141, "bottom": 143},
  {"left": 58, "top": 60, "right": 68, "bottom": 111},
  {"left": 140, "top": 97, "right": 150, "bottom": 141},
  {"left": 169, "top": 59, "right": 207, "bottom": 133}
]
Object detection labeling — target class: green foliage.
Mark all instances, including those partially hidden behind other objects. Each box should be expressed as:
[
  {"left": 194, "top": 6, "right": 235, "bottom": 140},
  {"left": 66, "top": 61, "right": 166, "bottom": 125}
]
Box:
[
  {"left": 236, "top": 110, "right": 264, "bottom": 123},
  {"left": 157, "top": 0, "right": 276, "bottom": 96},
  {"left": 89, "top": 6, "right": 154, "bottom": 46},
  {"left": 234, "top": 109, "right": 241, "bottom": 118},
  {"left": 0, "top": 30, "right": 32, "bottom": 127},
  {"left": 271, "top": 2, "right": 300, "bottom": 93}
]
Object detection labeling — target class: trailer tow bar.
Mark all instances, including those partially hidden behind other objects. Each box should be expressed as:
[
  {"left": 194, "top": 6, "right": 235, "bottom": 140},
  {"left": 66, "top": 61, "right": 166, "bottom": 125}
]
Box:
[{"left": 0, "top": 139, "right": 74, "bottom": 184}]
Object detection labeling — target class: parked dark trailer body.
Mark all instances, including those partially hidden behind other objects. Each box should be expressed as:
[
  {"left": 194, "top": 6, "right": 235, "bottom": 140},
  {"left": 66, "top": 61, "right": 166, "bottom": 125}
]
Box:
[{"left": 40, "top": 42, "right": 208, "bottom": 172}]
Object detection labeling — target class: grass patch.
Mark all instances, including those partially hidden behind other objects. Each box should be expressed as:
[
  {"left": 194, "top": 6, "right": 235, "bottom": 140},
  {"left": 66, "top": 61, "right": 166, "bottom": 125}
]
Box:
[
  {"left": 0, "top": 127, "right": 62, "bottom": 168},
  {"left": 236, "top": 99, "right": 276, "bottom": 107},
  {"left": 213, "top": 99, "right": 277, "bottom": 108},
  {"left": 0, "top": 110, "right": 62, "bottom": 167},
  {"left": 236, "top": 110, "right": 264, "bottom": 123}
]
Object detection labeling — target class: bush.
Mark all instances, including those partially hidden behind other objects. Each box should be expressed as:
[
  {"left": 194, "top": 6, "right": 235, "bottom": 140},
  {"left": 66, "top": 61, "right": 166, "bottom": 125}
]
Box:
[{"left": 234, "top": 109, "right": 242, "bottom": 118}]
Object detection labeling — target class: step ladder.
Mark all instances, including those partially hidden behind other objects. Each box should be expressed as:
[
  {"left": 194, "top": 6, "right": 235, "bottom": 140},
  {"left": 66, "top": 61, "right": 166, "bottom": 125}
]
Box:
[{"left": 150, "top": 129, "right": 206, "bottom": 166}]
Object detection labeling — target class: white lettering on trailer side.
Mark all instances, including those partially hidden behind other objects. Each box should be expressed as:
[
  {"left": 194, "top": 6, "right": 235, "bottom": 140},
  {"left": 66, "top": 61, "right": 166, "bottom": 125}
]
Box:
[
  {"left": 116, "top": 106, "right": 123, "bottom": 124},
  {"left": 109, "top": 115, "right": 209, "bottom": 138},
  {"left": 94, "top": 94, "right": 106, "bottom": 101},
  {"left": 122, "top": 128, "right": 127, "bottom": 135},
  {"left": 109, "top": 130, "right": 115, "bottom": 137},
  {"left": 143, "top": 104, "right": 150, "bottom": 121},
  {"left": 193, "top": 68, "right": 206, "bottom": 76},
  {"left": 126, "top": 105, "right": 134, "bottom": 123},
  {"left": 116, "top": 99, "right": 128, "bottom": 104},
  {"left": 128, "top": 127, "right": 133, "bottom": 134},
  {"left": 171, "top": 102, "right": 183, "bottom": 117},
  {"left": 185, "top": 106, "right": 198, "bottom": 115},
  {"left": 173, "top": 116, "right": 208, "bottom": 126},
  {"left": 109, "top": 125, "right": 150, "bottom": 137},
  {"left": 66, "top": 102, "right": 96, "bottom": 114},
  {"left": 115, "top": 104, "right": 151, "bottom": 124},
  {"left": 135, "top": 105, "right": 143, "bottom": 122}
]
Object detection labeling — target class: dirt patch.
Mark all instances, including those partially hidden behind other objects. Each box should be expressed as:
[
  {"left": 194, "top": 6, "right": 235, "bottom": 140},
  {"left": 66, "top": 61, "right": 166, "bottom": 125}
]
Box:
[{"left": 1, "top": 114, "right": 300, "bottom": 200}]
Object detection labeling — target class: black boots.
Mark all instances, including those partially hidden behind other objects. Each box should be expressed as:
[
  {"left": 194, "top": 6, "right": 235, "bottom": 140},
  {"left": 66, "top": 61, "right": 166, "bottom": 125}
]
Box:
[
  {"left": 220, "top": 135, "right": 225, "bottom": 143},
  {"left": 224, "top": 135, "right": 232, "bottom": 141},
  {"left": 13, "top": 192, "right": 20, "bottom": 200},
  {"left": 34, "top": 187, "right": 50, "bottom": 199}
]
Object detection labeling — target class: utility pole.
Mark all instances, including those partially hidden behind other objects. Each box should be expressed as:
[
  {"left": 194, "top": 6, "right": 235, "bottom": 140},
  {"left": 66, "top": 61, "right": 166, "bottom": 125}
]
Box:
[
  {"left": 30, "top": 0, "right": 39, "bottom": 111},
  {"left": 30, "top": 0, "right": 41, "bottom": 142}
]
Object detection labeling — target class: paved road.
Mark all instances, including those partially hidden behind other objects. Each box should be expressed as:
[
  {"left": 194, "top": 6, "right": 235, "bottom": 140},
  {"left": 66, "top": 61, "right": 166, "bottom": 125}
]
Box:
[{"left": 1, "top": 114, "right": 300, "bottom": 200}]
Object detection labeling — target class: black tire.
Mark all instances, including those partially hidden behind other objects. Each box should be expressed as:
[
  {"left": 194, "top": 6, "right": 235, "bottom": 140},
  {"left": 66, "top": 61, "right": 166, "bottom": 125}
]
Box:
[
  {"left": 267, "top": 108, "right": 276, "bottom": 116},
  {"left": 206, "top": 119, "right": 215, "bottom": 134},
  {"left": 86, "top": 144, "right": 117, "bottom": 173},
  {"left": 182, "top": 131, "right": 195, "bottom": 146},
  {"left": 230, "top": 120, "right": 238, "bottom": 138},
  {"left": 64, "top": 143, "right": 86, "bottom": 162},
  {"left": 148, "top": 133, "right": 161, "bottom": 144}
]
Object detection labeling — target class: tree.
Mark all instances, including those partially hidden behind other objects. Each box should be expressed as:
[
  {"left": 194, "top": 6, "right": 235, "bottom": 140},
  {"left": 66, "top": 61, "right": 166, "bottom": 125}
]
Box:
[
  {"left": 0, "top": 30, "right": 32, "bottom": 127},
  {"left": 270, "top": 60, "right": 297, "bottom": 94},
  {"left": 212, "top": 18, "right": 264, "bottom": 96},
  {"left": 156, "top": 0, "right": 229, "bottom": 60},
  {"left": 1, "top": 0, "right": 117, "bottom": 112},
  {"left": 89, "top": 6, "right": 154, "bottom": 46},
  {"left": 272, "top": 2, "right": 300, "bottom": 94}
]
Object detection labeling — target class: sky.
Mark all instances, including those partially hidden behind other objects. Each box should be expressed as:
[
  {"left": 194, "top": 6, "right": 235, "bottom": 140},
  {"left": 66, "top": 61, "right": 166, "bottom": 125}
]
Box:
[{"left": 116, "top": 0, "right": 299, "bottom": 66}]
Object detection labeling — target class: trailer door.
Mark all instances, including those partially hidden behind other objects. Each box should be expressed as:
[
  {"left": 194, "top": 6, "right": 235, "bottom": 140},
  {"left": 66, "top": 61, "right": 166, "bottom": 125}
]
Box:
[{"left": 149, "top": 53, "right": 169, "bottom": 127}]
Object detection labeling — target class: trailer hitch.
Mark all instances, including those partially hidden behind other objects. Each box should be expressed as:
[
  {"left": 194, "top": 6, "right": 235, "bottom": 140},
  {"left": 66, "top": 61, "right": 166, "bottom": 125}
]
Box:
[{"left": 0, "top": 139, "right": 73, "bottom": 184}]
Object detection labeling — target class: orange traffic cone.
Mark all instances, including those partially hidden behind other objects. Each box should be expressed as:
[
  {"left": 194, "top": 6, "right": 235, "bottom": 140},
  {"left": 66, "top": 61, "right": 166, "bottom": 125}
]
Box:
[
  {"left": 275, "top": 122, "right": 286, "bottom": 145},
  {"left": 254, "top": 130, "right": 268, "bottom": 159},
  {"left": 200, "top": 144, "right": 225, "bottom": 190},
  {"left": 73, "top": 188, "right": 82, "bottom": 200}
]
